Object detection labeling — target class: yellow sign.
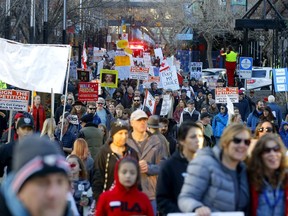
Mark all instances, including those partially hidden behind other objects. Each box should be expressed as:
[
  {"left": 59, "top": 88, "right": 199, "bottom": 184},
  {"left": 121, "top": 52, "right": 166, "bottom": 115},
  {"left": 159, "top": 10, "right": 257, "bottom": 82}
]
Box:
[
  {"left": 100, "top": 69, "right": 118, "bottom": 88},
  {"left": 124, "top": 47, "right": 133, "bottom": 55},
  {"left": 117, "top": 40, "right": 129, "bottom": 49},
  {"left": 115, "top": 56, "right": 131, "bottom": 66}
]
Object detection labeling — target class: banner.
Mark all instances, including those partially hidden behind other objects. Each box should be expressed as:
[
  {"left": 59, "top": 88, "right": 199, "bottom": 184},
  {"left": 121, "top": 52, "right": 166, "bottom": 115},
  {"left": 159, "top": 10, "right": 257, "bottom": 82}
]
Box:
[
  {"left": 0, "top": 89, "right": 29, "bottom": 111},
  {"left": 144, "top": 90, "right": 156, "bottom": 114},
  {"left": 0, "top": 38, "right": 70, "bottom": 94},
  {"left": 215, "top": 87, "right": 239, "bottom": 103},
  {"left": 190, "top": 62, "right": 203, "bottom": 80},
  {"left": 130, "top": 66, "right": 149, "bottom": 80},
  {"left": 78, "top": 82, "right": 99, "bottom": 102},
  {"left": 100, "top": 69, "right": 118, "bottom": 88},
  {"left": 160, "top": 95, "right": 172, "bottom": 116},
  {"left": 272, "top": 68, "right": 288, "bottom": 92},
  {"left": 160, "top": 67, "right": 179, "bottom": 91}
]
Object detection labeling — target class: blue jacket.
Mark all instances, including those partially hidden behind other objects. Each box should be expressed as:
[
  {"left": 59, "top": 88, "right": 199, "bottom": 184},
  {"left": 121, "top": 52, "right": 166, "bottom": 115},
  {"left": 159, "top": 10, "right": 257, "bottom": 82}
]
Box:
[
  {"left": 212, "top": 113, "right": 228, "bottom": 138},
  {"left": 267, "top": 102, "right": 282, "bottom": 128},
  {"left": 234, "top": 98, "right": 250, "bottom": 122},
  {"left": 279, "top": 121, "right": 288, "bottom": 148},
  {"left": 247, "top": 110, "right": 262, "bottom": 133}
]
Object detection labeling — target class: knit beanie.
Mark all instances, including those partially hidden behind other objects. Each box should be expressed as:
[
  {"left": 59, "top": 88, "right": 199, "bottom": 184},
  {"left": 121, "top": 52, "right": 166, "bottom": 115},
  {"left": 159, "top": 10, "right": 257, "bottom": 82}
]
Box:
[
  {"left": 11, "top": 135, "right": 70, "bottom": 193},
  {"left": 110, "top": 119, "right": 129, "bottom": 137}
]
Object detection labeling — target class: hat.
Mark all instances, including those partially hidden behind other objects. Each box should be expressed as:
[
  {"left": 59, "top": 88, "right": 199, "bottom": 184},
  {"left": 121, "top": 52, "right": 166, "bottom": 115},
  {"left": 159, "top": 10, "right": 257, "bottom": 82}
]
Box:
[
  {"left": 14, "top": 112, "right": 24, "bottom": 121},
  {"left": 130, "top": 110, "right": 148, "bottom": 121},
  {"left": 17, "top": 117, "right": 34, "bottom": 129},
  {"left": 80, "top": 113, "right": 94, "bottom": 124},
  {"left": 72, "top": 100, "right": 85, "bottom": 106},
  {"left": 240, "top": 88, "right": 246, "bottom": 91},
  {"left": 12, "top": 135, "right": 70, "bottom": 192},
  {"left": 115, "top": 104, "right": 124, "bottom": 111},
  {"left": 181, "top": 89, "right": 187, "bottom": 93},
  {"left": 97, "top": 97, "right": 105, "bottom": 104},
  {"left": 147, "top": 115, "right": 160, "bottom": 128},
  {"left": 239, "top": 90, "right": 244, "bottom": 95},
  {"left": 187, "top": 99, "right": 195, "bottom": 104},
  {"left": 200, "top": 112, "right": 212, "bottom": 120},
  {"left": 110, "top": 119, "right": 129, "bottom": 137}
]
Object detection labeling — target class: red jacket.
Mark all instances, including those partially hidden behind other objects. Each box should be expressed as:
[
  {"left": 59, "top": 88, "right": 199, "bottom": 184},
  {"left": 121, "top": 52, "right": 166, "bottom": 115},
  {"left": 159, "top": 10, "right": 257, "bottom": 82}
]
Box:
[
  {"left": 31, "top": 105, "right": 46, "bottom": 132},
  {"left": 250, "top": 183, "right": 288, "bottom": 216},
  {"left": 96, "top": 159, "right": 154, "bottom": 216}
]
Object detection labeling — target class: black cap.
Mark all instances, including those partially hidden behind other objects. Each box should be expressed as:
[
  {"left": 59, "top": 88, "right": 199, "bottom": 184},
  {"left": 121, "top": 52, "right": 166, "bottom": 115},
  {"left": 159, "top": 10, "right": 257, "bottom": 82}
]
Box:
[
  {"left": 181, "top": 89, "right": 187, "bottom": 93},
  {"left": 187, "top": 99, "right": 195, "bottom": 104},
  {"left": 200, "top": 112, "right": 212, "bottom": 120},
  {"left": 80, "top": 113, "right": 94, "bottom": 123},
  {"left": 17, "top": 117, "right": 34, "bottom": 129}
]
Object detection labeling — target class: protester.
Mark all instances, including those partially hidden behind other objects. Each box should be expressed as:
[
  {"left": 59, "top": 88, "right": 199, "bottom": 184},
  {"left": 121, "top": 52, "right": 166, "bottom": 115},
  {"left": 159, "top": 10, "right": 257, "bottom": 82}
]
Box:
[
  {"left": 260, "top": 106, "right": 277, "bottom": 126},
  {"left": 55, "top": 95, "right": 72, "bottom": 124},
  {"left": 30, "top": 95, "right": 46, "bottom": 132},
  {"left": 178, "top": 123, "right": 251, "bottom": 214},
  {"left": 98, "top": 123, "right": 108, "bottom": 144},
  {"left": 159, "top": 117, "right": 177, "bottom": 155},
  {"left": 247, "top": 100, "right": 264, "bottom": 134},
  {"left": 173, "top": 99, "right": 186, "bottom": 125},
  {"left": 40, "top": 117, "right": 57, "bottom": 141},
  {"left": 179, "top": 100, "right": 200, "bottom": 124},
  {"left": 156, "top": 122, "right": 204, "bottom": 215},
  {"left": 71, "top": 100, "right": 86, "bottom": 121},
  {"left": 212, "top": 104, "right": 228, "bottom": 143},
  {"left": 92, "top": 119, "right": 138, "bottom": 201},
  {"left": 234, "top": 90, "right": 250, "bottom": 122},
  {"left": 96, "top": 157, "right": 154, "bottom": 216},
  {"left": 1, "top": 112, "right": 24, "bottom": 144},
  {"left": 220, "top": 45, "right": 238, "bottom": 87},
  {"left": 0, "top": 135, "right": 72, "bottom": 216},
  {"left": 267, "top": 95, "right": 282, "bottom": 128},
  {"left": 248, "top": 134, "right": 288, "bottom": 216},
  {"left": 279, "top": 121, "right": 288, "bottom": 148},
  {"left": 67, "top": 154, "right": 92, "bottom": 215},
  {"left": 96, "top": 97, "right": 113, "bottom": 131},
  {"left": 85, "top": 102, "right": 101, "bottom": 126}
]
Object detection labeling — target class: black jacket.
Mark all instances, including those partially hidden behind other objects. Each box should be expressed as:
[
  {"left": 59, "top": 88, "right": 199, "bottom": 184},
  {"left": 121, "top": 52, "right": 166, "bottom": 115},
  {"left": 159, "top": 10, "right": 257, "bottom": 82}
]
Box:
[
  {"left": 0, "top": 141, "right": 15, "bottom": 177},
  {"left": 92, "top": 142, "right": 138, "bottom": 201},
  {"left": 156, "top": 150, "right": 188, "bottom": 215}
]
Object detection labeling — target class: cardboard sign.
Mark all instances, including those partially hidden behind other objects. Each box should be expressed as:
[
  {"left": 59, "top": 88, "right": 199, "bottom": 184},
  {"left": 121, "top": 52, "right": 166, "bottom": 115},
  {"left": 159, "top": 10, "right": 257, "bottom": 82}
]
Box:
[
  {"left": 77, "top": 69, "right": 90, "bottom": 82},
  {"left": 100, "top": 69, "right": 118, "bottom": 88},
  {"left": 130, "top": 66, "right": 149, "bottom": 80},
  {"left": 78, "top": 82, "right": 99, "bottom": 102},
  {"left": 143, "top": 76, "right": 163, "bottom": 89},
  {"left": 160, "top": 67, "right": 180, "bottom": 91},
  {"left": 0, "top": 89, "right": 29, "bottom": 111},
  {"left": 115, "top": 55, "right": 131, "bottom": 66},
  {"left": 190, "top": 62, "right": 203, "bottom": 80},
  {"left": 144, "top": 90, "right": 156, "bottom": 114},
  {"left": 215, "top": 87, "right": 239, "bottom": 103},
  {"left": 160, "top": 95, "right": 172, "bottom": 116}
]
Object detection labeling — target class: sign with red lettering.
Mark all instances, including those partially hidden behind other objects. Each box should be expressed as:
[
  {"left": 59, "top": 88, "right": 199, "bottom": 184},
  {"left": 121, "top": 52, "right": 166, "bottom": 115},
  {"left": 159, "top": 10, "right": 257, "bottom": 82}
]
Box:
[
  {"left": 215, "top": 87, "right": 239, "bottom": 103},
  {"left": 130, "top": 66, "right": 149, "bottom": 80},
  {"left": 0, "top": 89, "right": 29, "bottom": 111},
  {"left": 78, "top": 82, "right": 98, "bottom": 102}
]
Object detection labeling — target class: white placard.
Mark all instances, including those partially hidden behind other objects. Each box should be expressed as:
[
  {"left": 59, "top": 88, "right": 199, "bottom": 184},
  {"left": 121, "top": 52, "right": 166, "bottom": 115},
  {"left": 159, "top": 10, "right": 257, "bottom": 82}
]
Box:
[
  {"left": 130, "top": 66, "right": 149, "bottom": 80},
  {"left": 160, "top": 67, "right": 180, "bottom": 91},
  {"left": 215, "top": 87, "right": 239, "bottom": 103},
  {"left": 144, "top": 90, "right": 155, "bottom": 114},
  {"left": 190, "top": 62, "right": 203, "bottom": 80},
  {"left": 154, "top": 48, "right": 164, "bottom": 60},
  {"left": 0, "top": 89, "right": 29, "bottom": 111},
  {"left": 115, "top": 66, "right": 130, "bottom": 80},
  {"left": 143, "top": 52, "right": 152, "bottom": 67},
  {"left": 160, "top": 95, "right": 172, "bottom": 116}
]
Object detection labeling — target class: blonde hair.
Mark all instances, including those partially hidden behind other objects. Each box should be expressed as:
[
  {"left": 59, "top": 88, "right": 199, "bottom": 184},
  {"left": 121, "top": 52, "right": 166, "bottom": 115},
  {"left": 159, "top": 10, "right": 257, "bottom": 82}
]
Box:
[
  {"left": 71, "top": 138, "right": 89, "bottom": 161},
  {"left": 40, "top": 118, "right": 56, "bottom": 140}
]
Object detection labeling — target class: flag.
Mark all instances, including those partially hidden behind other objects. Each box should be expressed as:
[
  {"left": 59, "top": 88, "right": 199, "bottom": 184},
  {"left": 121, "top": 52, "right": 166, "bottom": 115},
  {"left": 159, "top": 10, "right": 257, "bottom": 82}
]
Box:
[
  {"left": 144, "top": 89, "right": 156, "bottom": 114},
  {"left": 82, "top": 42, "right": 87, "bottom": 69},
  {"left": 0, "top": 38, "right": 70, "bottom": 94}
]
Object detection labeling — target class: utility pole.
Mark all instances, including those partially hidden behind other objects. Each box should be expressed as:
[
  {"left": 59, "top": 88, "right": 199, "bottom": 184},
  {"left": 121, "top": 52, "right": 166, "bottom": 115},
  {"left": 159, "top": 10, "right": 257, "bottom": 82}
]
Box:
[
  {"left": 5, "top": 0, "right": 11, "bottom": 39},
  {"left": 30, "top": 0, "right": 35, "bottom": 43},
  {"left": 43, "top": 0, "right": 48, "bottom": 43},
  {"left": 63, "top": 0, "right": 67, "bottom": 44}
]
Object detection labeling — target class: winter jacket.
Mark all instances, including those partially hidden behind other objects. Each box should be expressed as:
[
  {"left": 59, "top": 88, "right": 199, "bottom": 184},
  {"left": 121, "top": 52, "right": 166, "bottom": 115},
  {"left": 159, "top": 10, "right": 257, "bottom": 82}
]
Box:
[
  {"left": 0, "top": 141, "right": 15, "bottom": 177},
  {"left": 279, "top": 121, "right": 288, "bottom": 148},
  {"left": 79, "top": 125, "right": 103, "bottom": 158},
  {"left": 96, "top": 159, "right": 154, "bottom": 216},
  {"left": 126, "top": 132, "right": 169, "bottom": 200},
  {"left": 92, "top": 142, "right": 138, "bottom": 201},
  {"left": 72, "top": 179, "right": 92, "bottom": 215},
  {"left": 179, "top": 108, "right": 200, "bottom": 124},
  {"left": 234, "top": 98, "right": 250, "bottom": 122},
  {"left": 250, "top": 181, "right": 288, "bottom": 216},
  {"left": 178, "top": 146, "right": 249, "bottom": 213},
  {"left": 31, "top": 104, "right": 46, "bottom": 132},
  {"left": 156, "top": 150, "right": 188, "bottom": 215},
  {"left": 247, "top": 110, "right": 263, "bottom": 133},
  {"left": 267, "top": 102, "right": 282, "bottom": 128},
  {"left": 212, "top": 113, "right": 228, "bottom": 138},
  {"left": 0, "top": 172, "right": 73, "bottom": 216}
]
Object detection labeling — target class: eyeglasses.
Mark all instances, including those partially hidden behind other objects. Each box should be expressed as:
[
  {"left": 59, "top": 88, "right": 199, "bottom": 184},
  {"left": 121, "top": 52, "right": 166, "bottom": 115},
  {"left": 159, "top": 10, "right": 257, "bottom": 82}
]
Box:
[
  {"left": 67, "top": 98, "right": 73, "bottom": 101},
  {"left": 262, "top": 145, "right": 281, "bottom": 154},
  {"left": 134, "top": 100, "right": 140, "bottom": 102},
  {"left": 258, "top": 127, "right": 273, "bottom": 133},
  {"left": 232, "top": 137, "right": 251, "bottom": 146},
  {"left": 69, "top": 163, "right": 77, "bottom": 168},
  {"left": 88, "top": 107, "right": 96, "bottom": 110}
]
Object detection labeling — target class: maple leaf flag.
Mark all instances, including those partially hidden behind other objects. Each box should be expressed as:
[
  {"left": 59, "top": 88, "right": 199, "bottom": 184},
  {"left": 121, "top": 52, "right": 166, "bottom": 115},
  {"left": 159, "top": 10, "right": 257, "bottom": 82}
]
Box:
[{"left": 82, "top": 42, "right": 87, "bottom": 69}]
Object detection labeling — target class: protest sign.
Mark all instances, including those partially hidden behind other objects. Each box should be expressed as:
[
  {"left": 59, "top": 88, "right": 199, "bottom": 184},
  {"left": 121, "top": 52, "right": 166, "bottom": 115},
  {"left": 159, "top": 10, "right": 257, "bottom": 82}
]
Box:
[
  {"left": 154, "top": 48, "right": 164, "bottom": 60},
  {"left": 190, "top": 62, "right": 203, "bottom": 80},
  {"left": 273, "top": 68, "right": 288, "bottom": 92},
  {"left": 69, "top": 60, "right": 77, "bottom": 80},
  {"left": 143, "top": 76, "right": 162, "bottom": 89},
  {"left": 160, "top": 67, "right": 179, "bottom": 91},
  {"left": 143, "top": 53, "right": 152, "bottom": 67},
  {"left": 78, "top": 82, "right": 99, "bottom": 102},
  {"left": 215, "top": 87, "right": 239, "bottom": 103},
  {"left": 100, "top": 69, "right": 118, "bottom": 88},
  {"left": 160, "top": 95, "right": 172, "bottom": 116},
  {"left": 144, "top": 90, "right": 156, "bottom": 114},
  {"left": 115, "top": 66, "right": 130, "bottom": 80},
  {"left": 130, "top": 66, "right": 149, "bottom": 80},
  {"left": 77, "top": 69, "right": 90, "bottom": 82},
  {"left": 115, "top": 55, "right": 131, "bottom": 66},
  {"left": 0, "top": 89, "right": 29, "bottom": 111},
  {"left": 68, "top": 115, "right": 79, "bottom": 125}
]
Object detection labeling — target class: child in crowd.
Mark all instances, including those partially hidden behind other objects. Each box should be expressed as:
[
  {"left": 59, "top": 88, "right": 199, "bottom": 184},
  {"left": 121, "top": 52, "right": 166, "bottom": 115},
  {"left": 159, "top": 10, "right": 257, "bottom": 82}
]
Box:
[{"left": 96, "top": 157, "right": 154, "bottom": 216}]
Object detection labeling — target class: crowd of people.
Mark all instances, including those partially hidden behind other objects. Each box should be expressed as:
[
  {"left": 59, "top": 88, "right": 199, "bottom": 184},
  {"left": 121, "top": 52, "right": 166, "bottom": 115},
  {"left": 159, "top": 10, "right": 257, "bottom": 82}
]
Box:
[{"left": 0, "top": 74, "right": 288, "bottom": 216}]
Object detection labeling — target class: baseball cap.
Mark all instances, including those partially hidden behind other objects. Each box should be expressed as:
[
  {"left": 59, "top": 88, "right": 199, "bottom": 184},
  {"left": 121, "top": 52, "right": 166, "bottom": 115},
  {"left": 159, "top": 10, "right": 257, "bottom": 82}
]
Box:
[
  {"left": 147, "top": 115, "right": 160, "bottom": 128},
  {"left": 239, "top": 90, "right": 244, "bottom": 95},
  {"left": 17, "top": 117, "right": 34, "bottom": 129},
  {"left": 130, "top": 110, "right": 148, "bottom": 121},
  {"left": 200, "top": 112, "right": 212, "bottom": 120},
  {"left": 187, "top": 99, "right": 195, "bottom": 104},
  {"left": 11, "top": 135, "right": 70, "bottom": 193}
]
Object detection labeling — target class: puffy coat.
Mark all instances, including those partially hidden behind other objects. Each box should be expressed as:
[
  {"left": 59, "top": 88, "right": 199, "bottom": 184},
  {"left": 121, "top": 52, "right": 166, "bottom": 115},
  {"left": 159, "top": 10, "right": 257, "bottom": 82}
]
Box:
[
  {"left": 178, "top": 146, "right": 249, "bottom": 213},
  {"left": 212, "top": 113, "right": 228, "bottom": 138}
]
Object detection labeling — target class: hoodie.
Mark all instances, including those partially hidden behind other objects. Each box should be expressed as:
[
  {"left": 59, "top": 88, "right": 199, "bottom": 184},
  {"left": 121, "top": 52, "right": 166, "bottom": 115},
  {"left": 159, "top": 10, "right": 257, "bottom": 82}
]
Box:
[
  {"left": 96, "top": 158, "right": 154, "bottom": 216},
  {"left": 279, "top": 121, "right": 288, "bottom": 148}
]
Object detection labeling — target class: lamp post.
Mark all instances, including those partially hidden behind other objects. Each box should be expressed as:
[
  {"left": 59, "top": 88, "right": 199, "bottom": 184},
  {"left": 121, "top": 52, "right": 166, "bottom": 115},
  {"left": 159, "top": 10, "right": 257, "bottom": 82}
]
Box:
[
  {"left": 43, "top": 0, "right": 48, "bottom": 43},
  {"left": 63, "top": 0, "right": 67, "bottom": 44},
  {"left": 5, "top": 0, "right": 11, "bottom": 39},
  {"left": 30, "top": 0, "right": 35, "bottom": 43}
]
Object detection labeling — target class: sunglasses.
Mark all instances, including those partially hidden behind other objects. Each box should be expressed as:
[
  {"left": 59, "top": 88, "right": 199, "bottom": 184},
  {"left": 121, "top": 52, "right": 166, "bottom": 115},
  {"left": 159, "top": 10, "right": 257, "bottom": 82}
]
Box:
[
  {"left": 232, "top": 137, "right": 251, "bottom": 146},
  {"left": 134, "top": 100, "right": 140, "bottom": 102},
  {"left": 97, "top": 103, "right": 104, "bottom": 105},
  {"left": 70, "top": 163, "right": 77, "bottom": 168},
  {"left": 258, "top": 127, "right": 273, "bottom": 133},
  {"left": 123, "top": 112, "right": 128, "bottom": 115},
  {"left": 262, "top": 145, "right": 281, "bottom": 154},
  {"left": 88, "top": 107, "right": 96, "bottom": 110}
]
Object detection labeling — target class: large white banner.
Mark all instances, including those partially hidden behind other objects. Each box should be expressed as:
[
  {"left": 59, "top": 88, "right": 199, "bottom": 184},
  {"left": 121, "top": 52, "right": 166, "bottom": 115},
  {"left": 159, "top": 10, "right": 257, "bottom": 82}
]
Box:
[{"left": 0, "top": 38, "right": 70, "bottom": 94}]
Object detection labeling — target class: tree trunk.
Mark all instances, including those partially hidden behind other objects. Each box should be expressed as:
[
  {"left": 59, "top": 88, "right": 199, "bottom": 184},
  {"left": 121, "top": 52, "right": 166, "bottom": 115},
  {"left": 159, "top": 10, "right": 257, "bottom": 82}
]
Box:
[{"left": 204, "top": 34, "right": 213, "bottom": 68}]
